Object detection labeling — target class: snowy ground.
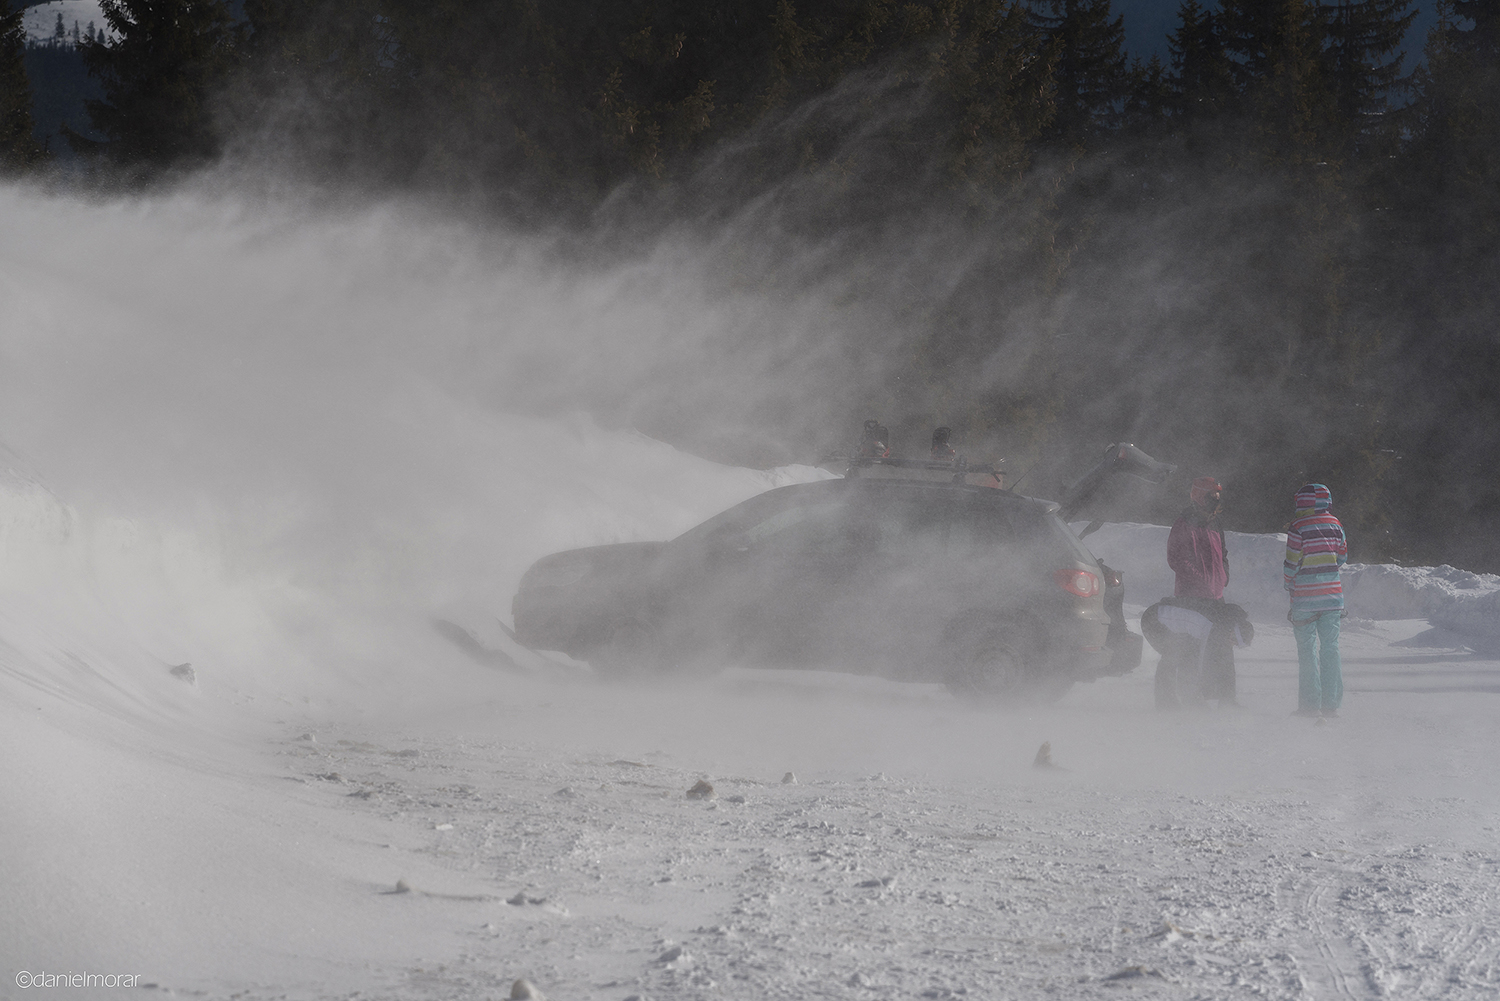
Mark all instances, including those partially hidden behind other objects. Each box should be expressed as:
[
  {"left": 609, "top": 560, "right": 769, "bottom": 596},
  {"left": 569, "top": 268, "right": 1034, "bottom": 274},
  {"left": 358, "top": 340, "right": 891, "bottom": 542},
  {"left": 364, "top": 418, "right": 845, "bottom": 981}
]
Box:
[
  {"left": 3, "top": 185, "right": 1499, "bottom": 1000},
  {"left": 256, "top": 622, "right": 1500, "bottom": 1001},
  {"left": 4, "top": 437, "right": 1498, "bottom": 1001}
]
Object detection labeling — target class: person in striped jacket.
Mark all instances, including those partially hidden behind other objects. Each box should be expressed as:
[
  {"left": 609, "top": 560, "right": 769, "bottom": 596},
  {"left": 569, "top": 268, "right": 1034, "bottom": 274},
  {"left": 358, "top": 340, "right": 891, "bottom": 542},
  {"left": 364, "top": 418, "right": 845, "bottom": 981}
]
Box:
[{"left": 1283, "top": 483, "right": 1349, "bottom": 717}]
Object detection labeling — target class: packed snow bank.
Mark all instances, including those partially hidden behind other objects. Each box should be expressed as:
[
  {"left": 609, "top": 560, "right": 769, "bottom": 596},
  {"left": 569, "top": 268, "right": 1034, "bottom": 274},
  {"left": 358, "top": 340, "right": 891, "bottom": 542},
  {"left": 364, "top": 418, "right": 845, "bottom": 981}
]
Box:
[
  {"left": 1342, "top": 563, "right": 1500, "bottom": 639},
  {"left": 1076, "top": 521, "right": 1500, "bottom": 642},
  {"left": 0, "top": 416, "right": 833, "bottom": 715},
  {"left": 0, "top": 461, "right": 307, "bottom": 733}
]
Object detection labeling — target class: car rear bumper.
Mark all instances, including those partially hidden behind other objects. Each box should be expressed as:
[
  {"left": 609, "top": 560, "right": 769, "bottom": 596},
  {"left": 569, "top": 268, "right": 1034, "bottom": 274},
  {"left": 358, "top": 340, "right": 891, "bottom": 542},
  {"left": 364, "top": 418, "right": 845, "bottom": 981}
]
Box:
[
  {"left": 1070, "top": 631, "right": 1143, "bottom": 681},
  {"left": 1066, "top": 644, "right": 1115, "bottom": 679}
]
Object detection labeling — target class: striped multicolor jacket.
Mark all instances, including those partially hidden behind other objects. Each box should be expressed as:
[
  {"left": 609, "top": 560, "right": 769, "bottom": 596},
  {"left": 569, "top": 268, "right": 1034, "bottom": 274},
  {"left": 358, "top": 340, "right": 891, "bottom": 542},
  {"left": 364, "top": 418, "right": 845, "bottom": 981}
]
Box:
[{"left": 1283, "top": 483, "right": 1348, "bottom": 618}]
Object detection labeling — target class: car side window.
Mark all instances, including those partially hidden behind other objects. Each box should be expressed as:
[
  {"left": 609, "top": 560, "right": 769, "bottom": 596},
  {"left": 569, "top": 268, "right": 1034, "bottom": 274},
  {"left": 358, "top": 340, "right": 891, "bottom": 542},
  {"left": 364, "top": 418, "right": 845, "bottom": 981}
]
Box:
[
  {"left": 950, "top": 500, "right": 1021, "bottom": 549},
  {"left": 854, "top": 501, "right": 944, "bottom": 553},
  {"left": 836, "top": 490, "right": 954, "bottom": 556},
  {"left": 739, "top": 501, "right": 846, "bottom": 550}
]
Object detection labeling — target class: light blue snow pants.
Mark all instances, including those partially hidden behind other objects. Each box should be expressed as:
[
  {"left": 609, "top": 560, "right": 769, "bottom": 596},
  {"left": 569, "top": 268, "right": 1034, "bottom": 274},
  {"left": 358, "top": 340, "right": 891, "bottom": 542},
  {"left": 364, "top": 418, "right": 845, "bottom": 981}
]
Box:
[{"left": 1293, "top": 612, "right": 1343, "bottom": 712}]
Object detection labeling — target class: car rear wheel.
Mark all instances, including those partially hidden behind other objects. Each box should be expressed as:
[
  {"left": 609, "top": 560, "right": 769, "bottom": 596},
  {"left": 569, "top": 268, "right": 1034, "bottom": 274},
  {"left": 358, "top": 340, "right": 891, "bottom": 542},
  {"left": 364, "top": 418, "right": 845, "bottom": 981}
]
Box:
[{"left": 942, "top": 614, "right": 1069, "bottom": 703}]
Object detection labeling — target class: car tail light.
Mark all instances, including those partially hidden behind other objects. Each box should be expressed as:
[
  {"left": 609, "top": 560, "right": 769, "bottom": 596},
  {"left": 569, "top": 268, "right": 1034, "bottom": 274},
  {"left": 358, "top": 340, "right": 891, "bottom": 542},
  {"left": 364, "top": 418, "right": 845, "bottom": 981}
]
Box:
[{"left": 1055, "top": 568, "right": 1100, "bottom": 598}]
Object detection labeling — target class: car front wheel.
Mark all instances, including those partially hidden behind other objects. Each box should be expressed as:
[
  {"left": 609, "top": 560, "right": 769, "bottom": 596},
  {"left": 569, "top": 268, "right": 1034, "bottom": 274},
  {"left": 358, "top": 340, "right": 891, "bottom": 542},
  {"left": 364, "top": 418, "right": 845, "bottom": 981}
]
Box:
[
  {"left": 591, "top": 618, "right": 696, "bottom": 681},
  {"left": 589, "top": 618, "right": 672, "bottom": 679}
]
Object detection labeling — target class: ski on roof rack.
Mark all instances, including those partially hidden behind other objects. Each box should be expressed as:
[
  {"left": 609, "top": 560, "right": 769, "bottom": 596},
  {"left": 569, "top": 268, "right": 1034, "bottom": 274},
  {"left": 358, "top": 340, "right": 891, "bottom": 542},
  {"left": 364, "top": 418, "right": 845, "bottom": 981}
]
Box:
[
  {"left": 838, "top": 454, "right": 1002, "bottom": 478},
  {"left": 825, "top": 419, "right": 1005, "bottom": 484}
]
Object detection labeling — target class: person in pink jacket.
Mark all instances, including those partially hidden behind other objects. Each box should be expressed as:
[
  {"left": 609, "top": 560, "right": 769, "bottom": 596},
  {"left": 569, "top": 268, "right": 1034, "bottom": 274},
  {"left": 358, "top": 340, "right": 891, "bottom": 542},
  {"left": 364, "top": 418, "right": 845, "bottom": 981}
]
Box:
[{"left": 1168, "top": 476, "right": 1228, "bottom": 599}]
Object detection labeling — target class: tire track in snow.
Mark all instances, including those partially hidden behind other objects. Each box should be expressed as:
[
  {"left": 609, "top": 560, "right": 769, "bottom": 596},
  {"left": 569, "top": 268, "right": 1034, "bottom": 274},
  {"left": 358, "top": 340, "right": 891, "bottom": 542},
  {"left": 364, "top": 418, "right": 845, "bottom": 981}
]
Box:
[
  {"left": 1309, "top": 877, "right": 1360, "bottom": 998},
  {"left": 1435, "top": 895, "right": 1500, "bottom": 996},
  {"left": 1280, "top": 863, "right": 1366, "bottom": 1000}
]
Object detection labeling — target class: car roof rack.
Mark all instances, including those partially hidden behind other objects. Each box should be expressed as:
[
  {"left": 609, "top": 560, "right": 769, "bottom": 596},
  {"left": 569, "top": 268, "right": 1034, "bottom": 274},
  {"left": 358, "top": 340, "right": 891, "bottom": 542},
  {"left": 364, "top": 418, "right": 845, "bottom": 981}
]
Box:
[
  {"left": 826, "top": 419, "right": 1005, "bottom": 484},
  {"left": 829, "top": 454, "right": 1004, "bottom": 483}
]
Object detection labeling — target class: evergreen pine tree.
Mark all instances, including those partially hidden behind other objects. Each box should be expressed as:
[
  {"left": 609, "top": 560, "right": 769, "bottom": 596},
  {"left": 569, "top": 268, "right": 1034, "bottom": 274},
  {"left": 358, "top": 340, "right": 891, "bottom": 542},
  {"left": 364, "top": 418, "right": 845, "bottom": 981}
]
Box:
[
  {"left": 1028, "top": 0, "right": 1130, "bottom": 141},
  {"left": 1219, "top": 0, "right": 1336, "bottom": 162},
  {"left": 227, "top": 0, "right": 401, "bottom": 182},
  {"left": 1407, "top": 0, "right": 1499, "bottom": 185},
  {"left": 1376, "top": 0, "right": 1500, "bottom": 574},
  {"left": 241, "top": 0, "right": 389, "bottom": 79},
  {"left": 1123, "top": 54, "right": 1171, "bottom": 131},
  {"left": 71, "top": 0, "right": 241, "bottom": 174},
  {"left": 0, "top": 0, "right": 45, "bottom": 171},
  {"left": 1167, "top": 0, "right": 1233, "bottom": 122},
  {"left": 1323, "top": 0, "right": 1416, "bottom": 156},
  {"left": 1451, "top": 0, "right": 1500, "bottom": 59},
  {"left": 1405, "top": 0, "right": 1499, "bottom": 231}
]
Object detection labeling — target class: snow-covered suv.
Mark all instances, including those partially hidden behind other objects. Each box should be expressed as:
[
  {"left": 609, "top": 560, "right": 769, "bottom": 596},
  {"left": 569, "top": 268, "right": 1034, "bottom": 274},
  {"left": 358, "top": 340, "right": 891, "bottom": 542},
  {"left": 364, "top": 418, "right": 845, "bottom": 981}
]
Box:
[{"left": 512, "top": 443, "right": 1170, "bottom": 701}]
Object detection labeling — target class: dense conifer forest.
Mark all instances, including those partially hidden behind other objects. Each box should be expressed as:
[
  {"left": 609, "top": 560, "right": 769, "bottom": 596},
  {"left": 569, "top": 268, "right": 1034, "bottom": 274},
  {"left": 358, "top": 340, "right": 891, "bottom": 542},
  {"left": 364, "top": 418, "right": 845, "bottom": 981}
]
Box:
[{"left": 2, "top": 0, "right": 1497, "bottom": 569}]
